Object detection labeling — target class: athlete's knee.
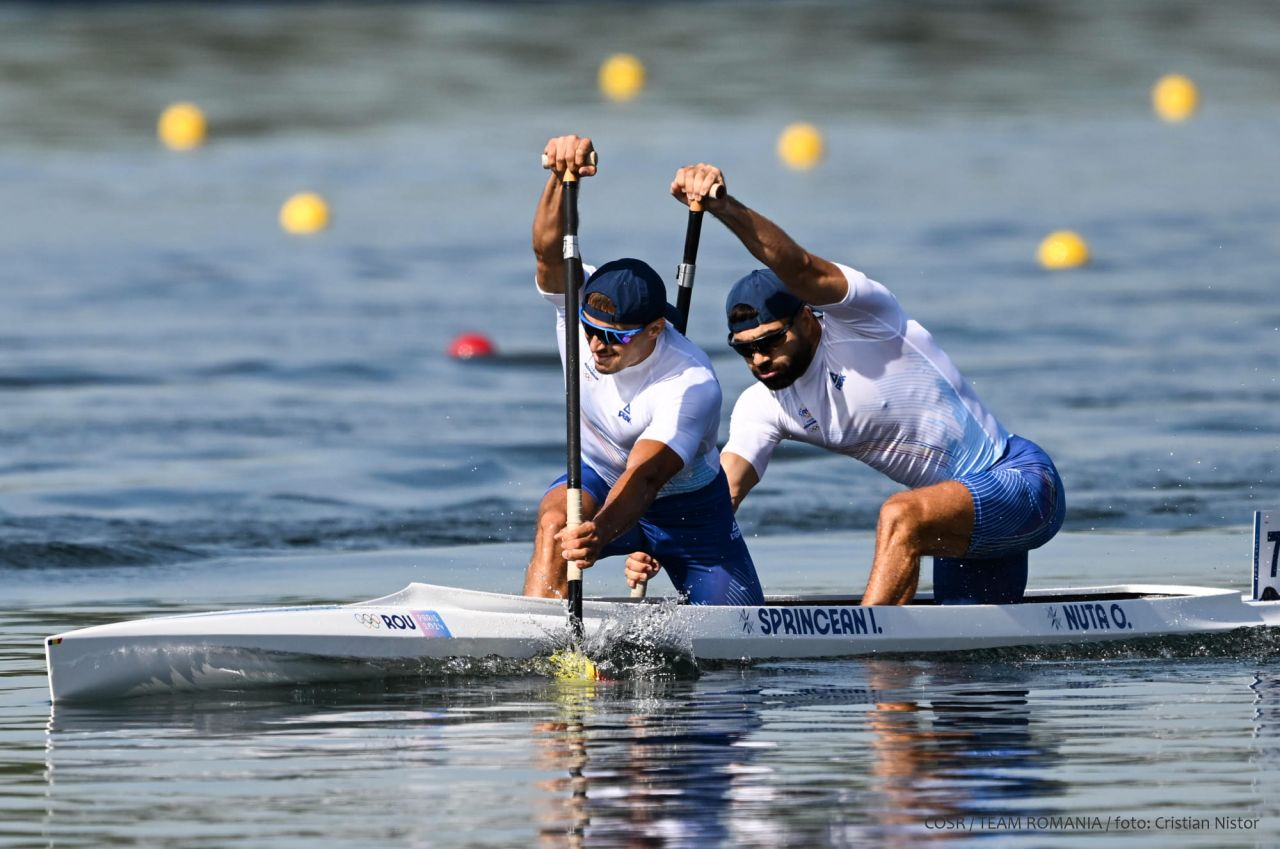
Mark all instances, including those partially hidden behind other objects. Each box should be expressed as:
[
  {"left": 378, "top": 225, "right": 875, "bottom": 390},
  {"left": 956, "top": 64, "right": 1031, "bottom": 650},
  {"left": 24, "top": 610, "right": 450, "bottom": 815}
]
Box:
[
  {"left": 877, "top": 492, "right": 926, "bottom": 544},
  {"left": 535, "top": 501, "right": 567, "bottom": 540}
]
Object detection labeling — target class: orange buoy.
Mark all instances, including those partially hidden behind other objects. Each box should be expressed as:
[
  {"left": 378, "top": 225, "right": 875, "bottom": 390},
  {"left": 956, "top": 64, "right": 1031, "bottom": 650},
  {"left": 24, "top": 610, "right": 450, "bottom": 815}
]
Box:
[{"left": 448, "top": 333, "right": 496, "bottom": 359}]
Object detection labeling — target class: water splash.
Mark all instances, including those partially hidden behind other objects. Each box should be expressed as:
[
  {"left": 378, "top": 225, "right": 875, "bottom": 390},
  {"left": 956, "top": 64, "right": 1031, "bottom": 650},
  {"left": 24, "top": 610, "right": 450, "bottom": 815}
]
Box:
[{"left": 538, "top": 599, "right": 700, "bottom": 681}]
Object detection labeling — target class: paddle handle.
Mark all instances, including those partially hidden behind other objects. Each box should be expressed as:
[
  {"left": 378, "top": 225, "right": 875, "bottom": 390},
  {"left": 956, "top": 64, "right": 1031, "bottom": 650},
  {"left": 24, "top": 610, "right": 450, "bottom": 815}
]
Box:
[{"left": 543, "top": 151, "right": 598, "bottom": 170}]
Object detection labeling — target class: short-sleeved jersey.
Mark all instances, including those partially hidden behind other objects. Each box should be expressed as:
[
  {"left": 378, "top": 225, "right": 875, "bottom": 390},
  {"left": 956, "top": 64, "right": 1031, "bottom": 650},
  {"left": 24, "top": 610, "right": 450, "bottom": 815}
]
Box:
[
  {"left": 539, "top": 278, "right": 722, "bottom": 498},
  {"left": 724, "top": 263, "right": 1008, "bottom": 488}
]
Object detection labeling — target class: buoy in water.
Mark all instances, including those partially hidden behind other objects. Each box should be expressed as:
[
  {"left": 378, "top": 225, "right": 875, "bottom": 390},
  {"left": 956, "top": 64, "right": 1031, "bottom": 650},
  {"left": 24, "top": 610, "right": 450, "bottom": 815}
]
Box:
[
  {"left": 777, "top": 122, "right": 825, "bottom": 170},
  {"left": 1152, "top": 74, "right": 1199, "bottom": 122},
  {"left": 279, "top": 192, "right": 330, "bottom": 235},
  {"left": 1037, "top": 230, "right": 1090, "bottom": 270},
  {"left": 598, "top": 53, "right": 646, "bottom": 102},
  {"left": 448, "top": 333, "right": 496, "bottom": 359},
  {"left": 157, "top": 102, "right": 207, "bottom": 151}
]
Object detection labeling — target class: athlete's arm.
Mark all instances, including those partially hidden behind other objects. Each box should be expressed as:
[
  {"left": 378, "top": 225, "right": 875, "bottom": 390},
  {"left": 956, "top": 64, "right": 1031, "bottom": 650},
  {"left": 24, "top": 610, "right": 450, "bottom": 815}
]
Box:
[
  {"left": 557, "top": 439, "right": 684, "bottom": 570},
  {"left": 721, "top": 451, "right": 761, "bottom": 511},
  {"left": 533, "top": 135, "right": 597, "bottom": 293},
  {"left": 620, "top": 450, "right": 761, "bottom": 587},
  {"left": 671, "top": 163, "right": 848, "bottom": 306}
]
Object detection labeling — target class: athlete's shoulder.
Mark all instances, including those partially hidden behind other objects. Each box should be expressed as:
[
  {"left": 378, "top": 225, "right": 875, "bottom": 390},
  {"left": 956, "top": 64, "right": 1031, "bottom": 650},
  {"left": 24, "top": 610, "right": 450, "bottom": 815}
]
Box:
[
  {"left": 654, "top": 329, "right": 717, "bottom": 382},
  {"left": 732, "top": 380, "right": 782, "bottom": 418},
  {"left": 813, "top": 263, "right": 906, "bottom": 338}
]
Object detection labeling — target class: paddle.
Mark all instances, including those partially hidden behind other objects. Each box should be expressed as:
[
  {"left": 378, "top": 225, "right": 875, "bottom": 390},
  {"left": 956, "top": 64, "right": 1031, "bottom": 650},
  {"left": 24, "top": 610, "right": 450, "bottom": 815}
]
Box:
[
  {"left": 671, "top": 182, "right": 723, "bottom": 335},
  {"left": 629, "top": 180, "right": 724, "bottom": 600},
  {"left": 544, "top": 150, "right": 598, "bottom": 681},
  {"left": 562, "top": 166, "right": 586, "bottom": 644}
]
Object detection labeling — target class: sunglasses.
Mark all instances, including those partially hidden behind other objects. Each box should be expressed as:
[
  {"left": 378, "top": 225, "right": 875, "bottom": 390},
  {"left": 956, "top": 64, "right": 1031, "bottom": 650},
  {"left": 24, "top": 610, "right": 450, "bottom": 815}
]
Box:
[
  {"left": 579, "top": 307, "right": 646, "bottom": 346},
  {"left": 728, "top": 317, "right": 795, "bottom": 357}
]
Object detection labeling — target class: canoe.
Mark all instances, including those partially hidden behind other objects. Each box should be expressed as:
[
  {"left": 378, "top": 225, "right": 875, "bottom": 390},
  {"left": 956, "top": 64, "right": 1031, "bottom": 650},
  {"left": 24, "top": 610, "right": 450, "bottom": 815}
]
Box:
[
  {"left": 44, "top": 581, "right": 1280, "bottom": 702},
  {"left": 45, "top": 511, "right": 1280, "bottom": 702}
]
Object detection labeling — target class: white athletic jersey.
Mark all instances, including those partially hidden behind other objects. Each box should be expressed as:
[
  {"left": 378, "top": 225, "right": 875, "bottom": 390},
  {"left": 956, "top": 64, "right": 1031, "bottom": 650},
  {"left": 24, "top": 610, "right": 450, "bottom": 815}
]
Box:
[
  {"left": 539, "top": 280, "right": 722, "bottom": 498},
  {"left": 725, "top": 263, "right": 1008, "bottom": 489}
]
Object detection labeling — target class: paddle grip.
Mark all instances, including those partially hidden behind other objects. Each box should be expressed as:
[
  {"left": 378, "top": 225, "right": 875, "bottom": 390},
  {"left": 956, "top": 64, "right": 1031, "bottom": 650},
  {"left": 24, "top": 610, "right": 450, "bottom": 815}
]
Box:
[{"left": 543, "top": 151, "right": 599, "bottom": 170}]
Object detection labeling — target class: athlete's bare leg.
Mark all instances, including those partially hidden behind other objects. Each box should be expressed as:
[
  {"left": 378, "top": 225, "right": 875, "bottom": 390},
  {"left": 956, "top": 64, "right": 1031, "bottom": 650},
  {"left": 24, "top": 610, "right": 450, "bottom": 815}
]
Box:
[
  {"left": 862, "top": 481, "right": 974, "bottom": 606},
  {"left": 523, "top": 484, "right": 602, "bottom": 598}
]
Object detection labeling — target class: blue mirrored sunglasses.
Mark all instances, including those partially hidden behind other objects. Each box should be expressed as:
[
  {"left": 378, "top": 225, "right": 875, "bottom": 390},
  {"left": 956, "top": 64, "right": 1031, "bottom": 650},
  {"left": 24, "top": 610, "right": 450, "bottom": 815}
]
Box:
[{"left": 579, "top": 307, "right": 645, "bottom": 346}]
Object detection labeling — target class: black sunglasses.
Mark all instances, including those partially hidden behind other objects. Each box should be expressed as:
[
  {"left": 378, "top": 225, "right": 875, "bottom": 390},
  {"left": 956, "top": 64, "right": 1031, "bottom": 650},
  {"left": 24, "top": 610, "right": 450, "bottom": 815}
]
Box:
[{"left": 728, "top": 317, "right": 795, "bottom": 357}]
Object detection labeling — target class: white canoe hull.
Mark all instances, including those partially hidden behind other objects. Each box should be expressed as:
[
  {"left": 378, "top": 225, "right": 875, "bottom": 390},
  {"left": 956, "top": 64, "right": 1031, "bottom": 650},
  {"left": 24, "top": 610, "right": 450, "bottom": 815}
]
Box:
[{"left": 46, "top": 582, "right": 1280, "bottom": 702}]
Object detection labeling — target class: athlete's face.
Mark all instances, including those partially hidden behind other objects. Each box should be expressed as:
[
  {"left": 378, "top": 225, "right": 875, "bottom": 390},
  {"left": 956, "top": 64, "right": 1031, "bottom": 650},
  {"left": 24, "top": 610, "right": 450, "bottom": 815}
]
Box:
[
  {"left": 581, "top": 314, "right": 664, "bottom": 374},
  {"left": 729, "top": 310, "right": 816, "bottom": 390}
]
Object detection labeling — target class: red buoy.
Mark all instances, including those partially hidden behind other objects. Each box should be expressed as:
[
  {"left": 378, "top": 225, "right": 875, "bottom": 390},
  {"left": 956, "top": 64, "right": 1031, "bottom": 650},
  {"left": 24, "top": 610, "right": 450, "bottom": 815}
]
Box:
[{"left": 448, "top": 332, "right": 496, "bottom": 360}]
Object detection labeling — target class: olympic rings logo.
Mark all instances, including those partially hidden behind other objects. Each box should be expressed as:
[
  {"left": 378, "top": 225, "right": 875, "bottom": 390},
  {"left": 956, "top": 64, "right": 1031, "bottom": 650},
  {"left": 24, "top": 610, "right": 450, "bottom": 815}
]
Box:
[{"left": 353, "top": 612, "right": 383, "bottom": 630}]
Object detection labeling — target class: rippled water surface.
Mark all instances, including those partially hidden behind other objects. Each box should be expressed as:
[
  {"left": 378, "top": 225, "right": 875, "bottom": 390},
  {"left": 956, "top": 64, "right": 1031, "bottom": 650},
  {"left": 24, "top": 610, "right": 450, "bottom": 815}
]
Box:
[{"left": 2, "top": 1, "right": 1279, "bottom": 846}]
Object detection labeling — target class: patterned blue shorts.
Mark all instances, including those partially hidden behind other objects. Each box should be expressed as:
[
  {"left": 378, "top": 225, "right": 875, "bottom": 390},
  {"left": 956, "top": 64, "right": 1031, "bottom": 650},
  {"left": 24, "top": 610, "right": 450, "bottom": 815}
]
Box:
[
  {"left": 933, "top": 435, "right": 1066, "bottom": 605},
  {"left": 546, "top": 465, "right": 764, "bottom": 606}
]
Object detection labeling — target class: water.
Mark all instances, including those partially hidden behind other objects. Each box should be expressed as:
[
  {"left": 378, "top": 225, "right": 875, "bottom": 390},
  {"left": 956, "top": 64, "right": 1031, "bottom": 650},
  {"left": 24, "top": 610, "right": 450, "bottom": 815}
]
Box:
[{"left": 2, "top": 1, "right": 1280, "bottom": 846}]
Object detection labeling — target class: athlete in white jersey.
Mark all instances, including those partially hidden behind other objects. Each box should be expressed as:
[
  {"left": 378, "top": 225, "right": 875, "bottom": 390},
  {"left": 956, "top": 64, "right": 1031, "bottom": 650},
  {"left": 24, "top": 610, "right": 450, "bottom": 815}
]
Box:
[
  {"left": 525, "top": 137, "right": 762, "bottom": 606},
  {"left": 625, "top": 163, "right": 1065, "bottom": 606}
]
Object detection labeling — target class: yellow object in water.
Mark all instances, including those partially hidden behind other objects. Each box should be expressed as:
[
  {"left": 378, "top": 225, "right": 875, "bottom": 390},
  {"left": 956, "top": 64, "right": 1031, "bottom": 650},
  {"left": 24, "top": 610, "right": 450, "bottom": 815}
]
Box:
[
  {"left": 157, "top": 102, "right": 207, "bottom": 151},
  {"left": 776, "top": 122, "right": 825, "bottom": 170},
  {"left": 1037, "top": 230, "right": 1090, "bottom": 270},
  {"left": 598, "top": 53, "right": 646, "bottom": 102},
  {"left": 1152, "top": 74, "right": 1199, "bottom": 123},
  {"left": 549, "top": 650, "right": 600, "bottom": 681},
  {"left": 279, "top": 192, "right": 331, "bottom": 235}
]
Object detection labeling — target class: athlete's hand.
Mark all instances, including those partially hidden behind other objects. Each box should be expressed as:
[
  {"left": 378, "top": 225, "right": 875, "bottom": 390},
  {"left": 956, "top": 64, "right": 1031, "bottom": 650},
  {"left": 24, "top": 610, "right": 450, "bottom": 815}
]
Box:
[
  {"left": 543, "top": 135, "right": 598, "bottom": 178},
  {"left": 556, "top": 521, "right": 604, "bottom": 571},
  {"left": 671, "top": 163, "right": 726, "bottom": 210},
  {"left": 623, "top": 551, "right": 662, "bottom": 589}
]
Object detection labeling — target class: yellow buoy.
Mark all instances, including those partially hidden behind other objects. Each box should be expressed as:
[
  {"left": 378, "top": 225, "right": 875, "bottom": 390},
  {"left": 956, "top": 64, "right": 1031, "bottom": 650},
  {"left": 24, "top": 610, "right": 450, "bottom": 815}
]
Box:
[
  {"left": 598, "top": 53, "right": 646, "bottom": 103},
  {"left": 1152, "top": 74, "right": 1199, "bottom": 123},
  {"left": 777, "top": 122, "right": 825, "bottom": 170},
  {"left": 279, "top": 192, "right": 330, "bottom": 235},
  {"left": 1037, "top": 230, "right": 1090, "bottom": 270},
  {"left": 157, "top": 102, "right": 207, "bottom": 151}
]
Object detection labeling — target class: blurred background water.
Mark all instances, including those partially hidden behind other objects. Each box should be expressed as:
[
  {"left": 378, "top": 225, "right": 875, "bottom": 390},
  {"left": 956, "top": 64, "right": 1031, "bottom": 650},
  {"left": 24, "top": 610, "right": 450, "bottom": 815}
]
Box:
[{"left": 2, "top": 1, "right": 1279, "bottom": 846}]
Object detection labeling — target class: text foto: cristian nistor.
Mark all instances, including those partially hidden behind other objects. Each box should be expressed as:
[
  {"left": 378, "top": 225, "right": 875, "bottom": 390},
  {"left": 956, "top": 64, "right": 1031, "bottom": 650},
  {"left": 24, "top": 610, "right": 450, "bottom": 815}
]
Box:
[{"left": 923, "top": 815, "right": 1261, "bottom": 832}]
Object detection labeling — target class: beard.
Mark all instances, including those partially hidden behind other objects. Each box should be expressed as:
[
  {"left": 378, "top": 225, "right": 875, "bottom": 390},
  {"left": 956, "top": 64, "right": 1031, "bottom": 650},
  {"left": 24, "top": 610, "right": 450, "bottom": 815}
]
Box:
[{"left": 754, "top": 338, "right": 816, "bottom": 390}]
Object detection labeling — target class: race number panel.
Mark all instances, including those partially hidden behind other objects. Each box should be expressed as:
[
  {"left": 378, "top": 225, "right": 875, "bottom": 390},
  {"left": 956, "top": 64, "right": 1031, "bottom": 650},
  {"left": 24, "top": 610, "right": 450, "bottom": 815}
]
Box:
[{"left": 1253, "top": 511, "right": 1279, "bottom": 601}]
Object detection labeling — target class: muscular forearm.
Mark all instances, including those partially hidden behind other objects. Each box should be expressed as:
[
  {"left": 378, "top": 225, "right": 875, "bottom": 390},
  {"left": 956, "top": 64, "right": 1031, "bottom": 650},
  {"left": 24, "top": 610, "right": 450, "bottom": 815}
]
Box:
[
  {"left": 590, "top": 465, "right": 666, "bottom": 546},
  {"left": 533, "top": 173, "right": 567, "bottom": 292}
]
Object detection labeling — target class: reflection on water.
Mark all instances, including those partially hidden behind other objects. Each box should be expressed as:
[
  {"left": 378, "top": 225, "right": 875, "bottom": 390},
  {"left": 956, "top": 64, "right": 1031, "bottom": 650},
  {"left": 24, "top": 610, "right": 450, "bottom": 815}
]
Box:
[
  {"left": 858, "top": 661, "right": 1060, "bottom": 847},
  {"left": 37, "top": 662, "right": 1066, "bottom": 848},
  {"left": 28, "top": 655, "right": 1280, "bottom": 846}
]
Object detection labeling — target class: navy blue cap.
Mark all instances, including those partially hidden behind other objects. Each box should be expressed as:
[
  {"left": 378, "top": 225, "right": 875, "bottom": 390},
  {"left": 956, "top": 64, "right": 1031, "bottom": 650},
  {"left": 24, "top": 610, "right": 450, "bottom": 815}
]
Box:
[
  {"left": 725, "top": 269, "right": 804, "bottom": 333},
  {"left": 582, "top": 258, "right": 668, "bottom": 326}
]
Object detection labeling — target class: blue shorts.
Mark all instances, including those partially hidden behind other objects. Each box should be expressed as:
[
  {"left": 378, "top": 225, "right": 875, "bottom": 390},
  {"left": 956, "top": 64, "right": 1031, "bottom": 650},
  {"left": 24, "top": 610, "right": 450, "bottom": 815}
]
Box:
[
  {"left": 546, "top": 465, "right": 764, "bottom": 606},
  {"left": 933, "top": 435, "right": 1066, "bottom": 605}
]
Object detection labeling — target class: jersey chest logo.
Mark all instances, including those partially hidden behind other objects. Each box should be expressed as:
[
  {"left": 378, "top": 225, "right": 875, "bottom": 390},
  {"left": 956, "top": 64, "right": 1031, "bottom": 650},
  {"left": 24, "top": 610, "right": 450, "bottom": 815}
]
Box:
[
  {"left": 798, "top": 407, "right": 820, "bottom": 433},
  {"left": 618, "top": 403, "right": 632, "bottom": 423},
  {"left": 829, "top": 371, "right": 846, "bottom": 390}
]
